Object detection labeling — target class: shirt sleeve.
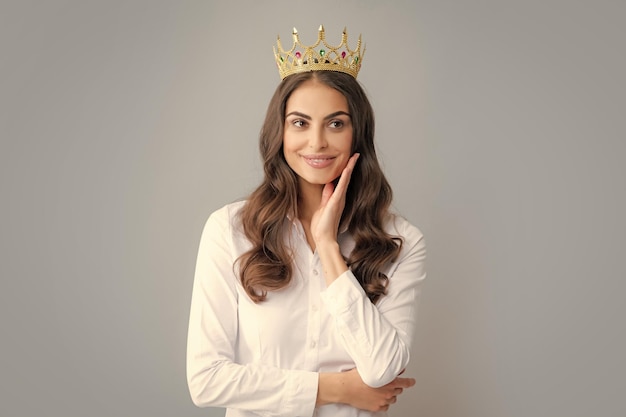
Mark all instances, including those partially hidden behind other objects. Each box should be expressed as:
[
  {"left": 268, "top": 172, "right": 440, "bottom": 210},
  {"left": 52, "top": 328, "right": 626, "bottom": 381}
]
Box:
[
  {"left": 186, "top": 206, "right": 318, "bottom": 417},
  {"left": 320, "top": 218, "right": 427, "bottom": 388}
]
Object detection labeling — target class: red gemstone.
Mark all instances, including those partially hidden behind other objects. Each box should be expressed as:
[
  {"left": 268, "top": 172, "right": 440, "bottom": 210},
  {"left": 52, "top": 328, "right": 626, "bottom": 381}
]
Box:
[
  {"left": 295, "top": 51, "right": 301, "bottom": 58},
  {"left": 341, "top": 51, "right": 346, "bottom": 58}
]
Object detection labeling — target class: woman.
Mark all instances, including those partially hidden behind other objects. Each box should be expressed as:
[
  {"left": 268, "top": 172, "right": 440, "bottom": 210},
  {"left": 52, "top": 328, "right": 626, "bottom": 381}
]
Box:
[{"left": 187, "top": 27, "right": 426, "bottom": 416}]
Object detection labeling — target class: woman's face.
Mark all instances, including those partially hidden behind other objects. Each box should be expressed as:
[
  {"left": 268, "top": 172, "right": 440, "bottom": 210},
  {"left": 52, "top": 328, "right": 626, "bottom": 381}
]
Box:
[{"left": 283, "top": 79, "right": 353, "bottom": 190}]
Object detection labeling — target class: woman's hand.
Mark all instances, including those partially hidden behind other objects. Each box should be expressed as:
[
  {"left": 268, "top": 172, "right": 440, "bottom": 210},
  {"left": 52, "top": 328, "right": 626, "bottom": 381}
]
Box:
[
  {"left": 310, "top": 153, "right": 359, "bottom": 285},
  {"left": 317, "top": 368, "right": 415, "bottom": 412},
  {"left": 310, "top": 153, "right": 360, "bottom": 247}
]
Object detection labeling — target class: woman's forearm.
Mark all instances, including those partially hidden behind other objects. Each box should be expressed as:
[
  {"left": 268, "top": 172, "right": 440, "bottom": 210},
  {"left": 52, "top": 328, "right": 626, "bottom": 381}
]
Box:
[
  {"left": 316, "top": 369, "right": 415, "bottom": 412},
  {"left": 316, "top": 240, "right": 349, "bottom": 286},
  {"left": 316, "top": 372, "right": 344, "bottom": 406}
]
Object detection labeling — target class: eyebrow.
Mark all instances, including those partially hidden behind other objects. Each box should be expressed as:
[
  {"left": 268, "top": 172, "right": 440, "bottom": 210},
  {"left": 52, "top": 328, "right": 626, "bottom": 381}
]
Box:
[{"left": 285, "top": 110, "right": 351, "bottom": 120}]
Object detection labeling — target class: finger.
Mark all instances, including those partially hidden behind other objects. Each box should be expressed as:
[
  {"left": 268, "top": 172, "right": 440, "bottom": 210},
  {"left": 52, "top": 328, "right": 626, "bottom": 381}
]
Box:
[
  {"left": 347, "top": 152, "right": 360, "bottom": 168},
  {"left": 319, "top": 182, "right": 335, "bottom": 207},
  {"left": 332, "top": 153, "right": 360, "bottom": 200},
  {"left": 395, "top": 377, "right": 416, "bottom": 388}
]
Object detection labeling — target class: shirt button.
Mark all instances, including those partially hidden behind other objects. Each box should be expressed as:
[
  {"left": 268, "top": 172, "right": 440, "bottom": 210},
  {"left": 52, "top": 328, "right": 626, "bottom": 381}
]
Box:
[
  {"left": 310, "top": 340, "right": 317, "bottom": 348},
  {"left": 312, "top": 269, "right": 319, "bottom": 276}
]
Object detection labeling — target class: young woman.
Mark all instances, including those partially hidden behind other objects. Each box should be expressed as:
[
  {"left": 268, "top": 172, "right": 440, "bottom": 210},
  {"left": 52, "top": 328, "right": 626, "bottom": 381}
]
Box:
[{"left": 187, "top": 27, "right": 426, "bottom": 417}]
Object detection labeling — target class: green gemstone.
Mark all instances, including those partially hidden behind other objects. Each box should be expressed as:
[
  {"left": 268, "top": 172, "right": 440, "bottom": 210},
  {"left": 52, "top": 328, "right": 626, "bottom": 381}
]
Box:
[
  {"left": 280, "top": 56, "right": 284, "bottom": 62},
  {"left": 319, "top": 49, "right": 325, "bottom": 56},
  {"left": 355, "top": 56, "right": 359, "bottom": 63}
]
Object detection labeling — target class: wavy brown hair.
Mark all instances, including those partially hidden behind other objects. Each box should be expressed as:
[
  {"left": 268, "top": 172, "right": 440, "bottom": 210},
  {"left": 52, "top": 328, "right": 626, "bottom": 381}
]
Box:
[{"left": 237, "top": 71, "right": 402, "bottom": 303}]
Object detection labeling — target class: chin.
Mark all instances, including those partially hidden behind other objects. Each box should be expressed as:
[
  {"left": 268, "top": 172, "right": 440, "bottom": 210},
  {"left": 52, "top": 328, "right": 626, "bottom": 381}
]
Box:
[
  {"left": 304, "top": 168, "right": 341, "bottom": 185},
  {"left": 297, "top": 171, "right": 339, "bottom": 186}
]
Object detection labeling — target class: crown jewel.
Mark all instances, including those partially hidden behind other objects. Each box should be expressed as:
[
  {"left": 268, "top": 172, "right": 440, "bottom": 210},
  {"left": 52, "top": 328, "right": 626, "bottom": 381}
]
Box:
[{"left": 274, "top": 25, "right": 365, "bottom": 80}]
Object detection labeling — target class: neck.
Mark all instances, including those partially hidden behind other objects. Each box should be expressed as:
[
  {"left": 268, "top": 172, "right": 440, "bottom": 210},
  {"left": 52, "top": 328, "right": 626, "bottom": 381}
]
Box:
[{"left": 297, "top": 180, "right": 324, "bottom": 223}]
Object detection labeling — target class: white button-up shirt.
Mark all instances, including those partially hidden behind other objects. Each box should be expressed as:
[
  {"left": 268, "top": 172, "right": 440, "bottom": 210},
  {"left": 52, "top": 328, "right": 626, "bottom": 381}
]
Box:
[{"left": 187, "top": 201, "right": 426, "bottom": 417}]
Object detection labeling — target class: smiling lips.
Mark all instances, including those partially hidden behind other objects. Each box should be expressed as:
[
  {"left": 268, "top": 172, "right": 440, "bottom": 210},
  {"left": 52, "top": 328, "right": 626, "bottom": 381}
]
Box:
[{"left": 302, "top": 155, "right": 336, "bottom": 168}]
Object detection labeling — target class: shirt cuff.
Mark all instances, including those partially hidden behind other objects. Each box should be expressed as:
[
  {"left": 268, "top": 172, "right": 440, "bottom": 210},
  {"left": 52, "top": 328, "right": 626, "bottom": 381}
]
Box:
[{"left": 281, "top": 369, "right": 318, "bottom": 417}]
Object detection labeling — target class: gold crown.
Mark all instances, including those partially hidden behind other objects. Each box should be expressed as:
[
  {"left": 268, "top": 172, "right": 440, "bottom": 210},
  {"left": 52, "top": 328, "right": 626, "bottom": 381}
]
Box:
[{"left": 273, "top": 25, "right": 365, "bottom": 80}]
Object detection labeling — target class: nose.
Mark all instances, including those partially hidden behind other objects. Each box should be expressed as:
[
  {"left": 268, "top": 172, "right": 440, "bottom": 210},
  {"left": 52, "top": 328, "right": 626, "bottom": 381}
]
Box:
[{"left": 308, "top": 126, "right": 328, "bottom": 150}]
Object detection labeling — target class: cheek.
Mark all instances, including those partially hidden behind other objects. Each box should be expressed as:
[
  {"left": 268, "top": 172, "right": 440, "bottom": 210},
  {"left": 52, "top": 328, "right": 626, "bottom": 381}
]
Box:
[
  {"left": 344, "top": 132, "right": 354, "bottom": 154},
  {"left": 281, "top": 139, "right": 291, "bottom": 158},
  {"left": 344, "top": 127, "right": 354, "bottom": 149},
  {"left": 282, "top": 136, "right": 298, "bottom": 166},
  {"left": 282, "top": 132, "right": 297, "bottom": 153}
]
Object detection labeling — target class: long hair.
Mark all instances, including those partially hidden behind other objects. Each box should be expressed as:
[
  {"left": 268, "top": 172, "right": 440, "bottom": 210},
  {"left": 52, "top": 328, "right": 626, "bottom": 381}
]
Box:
[{"left": 237, "top": 71, "right": 402, "bottom": 303}]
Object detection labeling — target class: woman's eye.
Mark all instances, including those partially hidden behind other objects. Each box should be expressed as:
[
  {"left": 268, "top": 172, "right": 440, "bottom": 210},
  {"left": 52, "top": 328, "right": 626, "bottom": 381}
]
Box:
[
  {"left": 292, "top": 119, "right": 306, "bottom": 127},
  {"left": 329, "top": 120, "right": 344, "bottom": 128}
]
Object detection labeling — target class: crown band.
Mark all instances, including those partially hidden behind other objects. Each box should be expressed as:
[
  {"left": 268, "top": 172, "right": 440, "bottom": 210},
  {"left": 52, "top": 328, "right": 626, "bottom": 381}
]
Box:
[{"left": 274, "top": 25, "right": 365, "bottom": 80}]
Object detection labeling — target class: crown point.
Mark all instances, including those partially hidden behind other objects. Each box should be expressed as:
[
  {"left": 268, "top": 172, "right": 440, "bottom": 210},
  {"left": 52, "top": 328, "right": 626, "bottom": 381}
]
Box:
[
  {"left": 319, "top": 24, "right": 324, "bottom": 32},
  {"left": 343, "top": 26, "right": 347, "bottom": 34},
  {"left": 293, "top": 27, "right": 298, "bottom": 34}
]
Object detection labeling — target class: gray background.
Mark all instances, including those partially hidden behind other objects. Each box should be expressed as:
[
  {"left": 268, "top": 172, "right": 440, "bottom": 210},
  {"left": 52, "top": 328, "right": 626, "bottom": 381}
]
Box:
[{"left": 1, "top": 0, "right": 624, "bottom": 416}]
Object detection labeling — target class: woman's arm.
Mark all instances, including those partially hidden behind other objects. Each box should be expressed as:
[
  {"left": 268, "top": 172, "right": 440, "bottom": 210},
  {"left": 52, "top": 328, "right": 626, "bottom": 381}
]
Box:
[
  {"left": 187, "top": 207, "right": 318, "bottom": 417},
  {"left": 311, "top": 154, "right": 427, "bottom": 388},
  {"left": 319, "top": 224, "right": 426, "bottom": 387},
  {"left": 317, "top": 368, "right": 416, "bottom": 412}
]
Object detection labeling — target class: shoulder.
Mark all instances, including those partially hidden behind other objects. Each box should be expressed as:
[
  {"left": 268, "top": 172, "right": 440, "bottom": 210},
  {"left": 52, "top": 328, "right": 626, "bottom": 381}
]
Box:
[
  {"left": 207, "top": 200, "right": 246, "bottom": 221},
  {"left": 198, "top": 200, "right": 253, "bottom": 258},
  {"left": 203, "top": 200, "right": 247, "bottom": 235},
  {"left": 377, "top": 214, "right": 427, "bottom": 285},
  {"left": 383, "top": 213, "right": 427, "bottom": 266},
  {"left": 385, "top": 213, "right": 425, "bottom": 247}
]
